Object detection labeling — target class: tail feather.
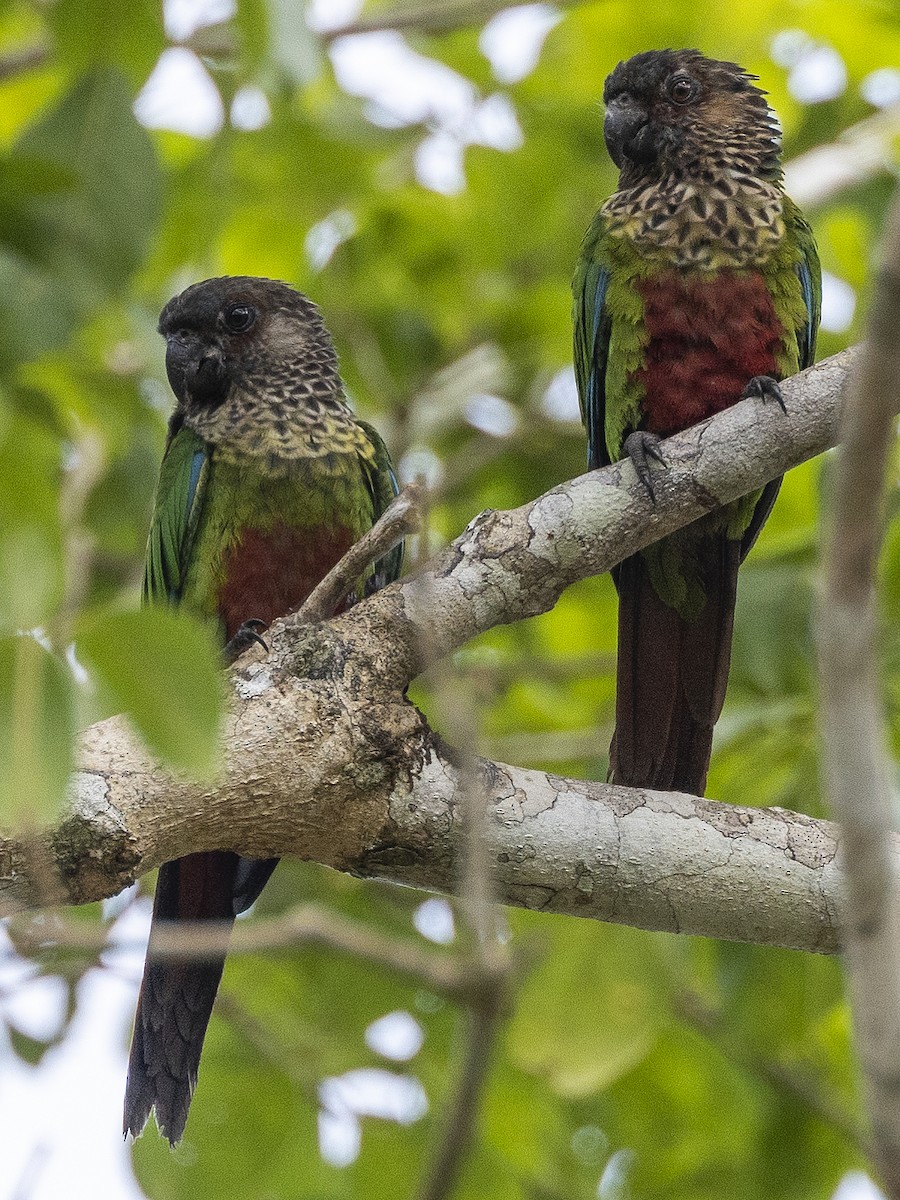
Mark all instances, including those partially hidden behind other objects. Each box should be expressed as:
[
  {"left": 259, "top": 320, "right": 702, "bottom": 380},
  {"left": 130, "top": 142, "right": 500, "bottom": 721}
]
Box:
[
  {"left": 124, "top": 850, "right": 277, "bottom": 1144},
  {"left": 610, "top": 533, "right": 740, "bottom": 796}
]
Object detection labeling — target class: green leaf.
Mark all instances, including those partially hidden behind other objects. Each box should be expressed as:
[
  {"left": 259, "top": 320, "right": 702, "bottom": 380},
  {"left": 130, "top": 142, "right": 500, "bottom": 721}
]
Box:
[
  {"left": 0, "top": 634, "right": 73, "bottom": 828},
  {"left": 15, "top": 67, "right": 162, "bottom": 297},
  {"left": 8, "top": 1023, "right": 55, "bottom": 1065},
  {"left": 508, "top": 921, "right": 667, "bottom": 1098},
  {"left": 76, "top": 606, "right": 223, "bottom": 776}
]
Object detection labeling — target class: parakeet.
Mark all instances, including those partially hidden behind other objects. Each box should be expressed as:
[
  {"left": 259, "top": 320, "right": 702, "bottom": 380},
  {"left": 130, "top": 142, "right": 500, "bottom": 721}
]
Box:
[
  {"left": 124, "top": 276, "right": 402, "bottom": 1144},
  {"left": 573, "top": 49, "right": 820, "bottom": 795}
]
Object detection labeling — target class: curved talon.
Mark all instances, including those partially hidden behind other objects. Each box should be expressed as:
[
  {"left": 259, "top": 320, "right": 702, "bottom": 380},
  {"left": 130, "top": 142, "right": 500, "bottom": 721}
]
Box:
[
  {"left": 741, "top": 374, "right": 785, "bottom": 412},
  {"left": 223, "top": 618, "right": 270, "bottom": 665},
  {"left": 623, "top": 430, "right": 666, "bottom": 503}
]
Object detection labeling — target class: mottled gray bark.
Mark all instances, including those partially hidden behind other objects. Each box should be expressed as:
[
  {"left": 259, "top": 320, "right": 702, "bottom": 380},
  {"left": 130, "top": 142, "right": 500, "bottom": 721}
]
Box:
[{"left": 0, "top": 347, "right": 870, "bottom": 958}]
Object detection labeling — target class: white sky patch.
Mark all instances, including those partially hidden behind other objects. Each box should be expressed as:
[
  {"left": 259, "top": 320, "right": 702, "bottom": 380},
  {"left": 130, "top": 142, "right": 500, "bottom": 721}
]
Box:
[
  {"left": 787, "top": 44, "right": 847, "bottom": 104},
  {"left": 770, "top": 29, "right": 813, "bottom": 69},
  {"left": 479, "top": 4, "right": 562, "bottom": 84},
  {"left": 1, "top": 973, "right": 67, "bottom": 1041},
  {"left": 330, "top": 32, "right": 476, "bottom": 128},
  {"left": 134, "top": 47, "right": 224, "bottom": 138},
  {"left": 832, "top": 1172, "right": 886, "bottom": 1200},
  {"left": 306, "top": 0, "right": 363, "bottom": 33},
  {"left": 861, "top": 67, "right": 900, "bottom": 109},
  {"left": 318, "top": 1069, "right": 428, "bottom": 1166},
  {"left": 0, "top": 951, "right": 145, "bottom": 1200},
  {"left": 230, "top": 86, "right": 272, "bottom": 131},
  {"left": 329, "top": 31, "right": 524, "bottom": 194},
  {"left": 413, "top": 897, "right": 456, "bottom": 944},
  {"left": 398, "top": 446, "right": 445, "bottom": 491},
  {"left": 415, "top": 132, "right": 466, "bottom": 194},
  {"left": 365, "top": 1011, "right": 424, "bottom": 1061},
  {"left": 305, "top": 209, "right": 358, "bottom": 271},
  {"left": 468, "top": 93, "right": 524, "bottom": 151},
  {"left": 820, "top": 271, "right": 856, "bottom": 333},
  {"left": 597, "top": 1147, "right": 636, "bottom": 1198},
  {"left": 541, "top": 365, "right": 580, "bottom": 422},
  {"left": 164, "top": 0, "right": 235, "bottom": 43},
  {"left": 465, "top": 392, "right": 519, "bottom": 437}
]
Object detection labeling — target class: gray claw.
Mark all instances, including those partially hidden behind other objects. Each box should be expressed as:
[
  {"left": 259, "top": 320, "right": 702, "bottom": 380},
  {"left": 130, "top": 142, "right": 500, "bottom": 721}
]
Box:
[
  {"left": 623, "top": 430, "right": 666, "bottom": 503},
  {"left": 742, "top": 374, "right": 785, "bottom": 413}
]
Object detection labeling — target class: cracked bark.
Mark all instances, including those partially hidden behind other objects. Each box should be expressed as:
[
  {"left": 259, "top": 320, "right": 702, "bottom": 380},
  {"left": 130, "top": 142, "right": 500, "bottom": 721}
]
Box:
[{"left": 0, "top": 345, "right": 881, "bottom": 958}]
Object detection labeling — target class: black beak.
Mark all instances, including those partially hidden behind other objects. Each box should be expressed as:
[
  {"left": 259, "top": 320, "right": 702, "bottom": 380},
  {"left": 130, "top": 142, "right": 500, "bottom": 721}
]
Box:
[
  {"left": 604, "top": 95, "right": 656, "bottom": 168},
  {"left": 165, "top": 333, "right": 228, "bottom": 409}
]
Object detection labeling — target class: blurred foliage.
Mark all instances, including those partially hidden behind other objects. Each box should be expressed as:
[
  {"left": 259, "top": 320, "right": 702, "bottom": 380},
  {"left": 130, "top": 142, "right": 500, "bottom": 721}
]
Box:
[{"left": 0, "top": 0, "right": 898, "bottom": 1198}]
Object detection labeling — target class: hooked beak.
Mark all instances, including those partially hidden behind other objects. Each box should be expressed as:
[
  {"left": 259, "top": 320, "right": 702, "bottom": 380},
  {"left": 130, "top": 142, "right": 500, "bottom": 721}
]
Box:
[
  {"left": 165, "top": 333, "right": 228, "bottom": 409},
  {"left": 603, "top": 95, "right": 657, "bottom": 169}
]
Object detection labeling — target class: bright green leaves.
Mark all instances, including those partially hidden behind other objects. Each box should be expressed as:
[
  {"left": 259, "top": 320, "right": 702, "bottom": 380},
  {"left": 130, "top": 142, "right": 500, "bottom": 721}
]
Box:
[
  {"left": 0, "top": 633, "right": 73, "bottom": 827},
  {"left": 509, "top": 920, "right": 666, "bottom": 1098},
  {"left": 15, "top": 67, "right": 162, "bottom": 296},
  {"left": 76, "top": 606, "right": 224, "bottom": 776},
  {"left": 0, "top": 67, "right": 161, "bottom": 369}
]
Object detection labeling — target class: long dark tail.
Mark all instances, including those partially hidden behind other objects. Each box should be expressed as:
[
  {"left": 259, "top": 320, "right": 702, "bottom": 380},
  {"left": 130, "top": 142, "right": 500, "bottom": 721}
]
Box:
[
  {"left": 124, "top": 850, "right": 277, "bottom": 1144},
  {"left": 610, "top": 532, "right": 741, "bottom": 796}
]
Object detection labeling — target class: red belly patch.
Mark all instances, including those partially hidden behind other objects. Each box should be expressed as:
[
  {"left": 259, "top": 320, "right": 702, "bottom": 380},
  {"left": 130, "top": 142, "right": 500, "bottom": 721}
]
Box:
[
  {"left": 218, "top": 522, "right": 354, "bottom": 640},
  {"left": 636, "top": 271, "right": 784, "bottom": 436}
]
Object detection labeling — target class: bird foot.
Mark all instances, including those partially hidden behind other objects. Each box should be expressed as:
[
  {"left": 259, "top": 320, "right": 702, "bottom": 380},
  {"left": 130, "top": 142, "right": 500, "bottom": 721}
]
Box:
[
  {"left": 623, "top": 430, "right": 666, "bottom": 503},
  {"left": 223, "top": 618, "right": 269, "bottom": 665},
  {"left": 741, "top": 374, "right": 785, "bottom": 412}
]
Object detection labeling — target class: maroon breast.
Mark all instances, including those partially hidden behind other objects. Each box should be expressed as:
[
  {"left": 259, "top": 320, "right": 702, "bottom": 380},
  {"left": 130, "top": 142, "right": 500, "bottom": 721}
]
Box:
[
  {"left": 218, "top": 522, "right": 354, "bottom": 640},
  {"left": 635, "top": 271, "right": 784, "bottom": 436}
]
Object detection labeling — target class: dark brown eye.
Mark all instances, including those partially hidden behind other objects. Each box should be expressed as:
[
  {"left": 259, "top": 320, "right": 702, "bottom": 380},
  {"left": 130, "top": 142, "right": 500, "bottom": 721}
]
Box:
[
  {"left": 669, "top": 75, "right": 698, "bottom": 104},
  {"left": 224, "top": 304, "right": 256, "bottom": 333}
]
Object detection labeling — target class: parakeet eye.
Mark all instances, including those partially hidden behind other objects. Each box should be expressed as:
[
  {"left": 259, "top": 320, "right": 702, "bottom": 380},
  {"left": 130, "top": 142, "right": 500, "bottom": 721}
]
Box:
[
  {"left": 668, "top": 75, "right": 698, "bottom": 104},
  {"left": 224, "top": 304, "right": 256, "bottom": 333}
]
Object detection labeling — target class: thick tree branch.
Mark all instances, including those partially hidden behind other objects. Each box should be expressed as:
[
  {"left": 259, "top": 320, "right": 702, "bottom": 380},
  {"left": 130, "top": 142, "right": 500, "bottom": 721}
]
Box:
[
  {"left": 0, "top": 346, "right": 877, "bottom": 961},
  {"left": 818, "top": 194, "right": 900, "bottom": 1192}
]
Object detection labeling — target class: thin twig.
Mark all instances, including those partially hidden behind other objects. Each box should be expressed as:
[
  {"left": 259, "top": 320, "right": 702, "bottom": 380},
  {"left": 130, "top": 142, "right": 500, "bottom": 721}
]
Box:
[
  {"left": 0, "top": 44, "right": 50, "bottom": 83},
  {"left": 412, "top": 669, "right": 511, "bottom": 1199},
  {"left": 288, "top": 482, "right": 423, "bottom": 626},
  {"left": 818, "top": 188, "right": 900, "bottom": 1194},
  {"left": 10, "top": 902, "right": 479, "bottom": 1004},
  {"left": 214, "top": 990, "right": 320, "bottom": 1102},
  {"left": 676, "top": 990, "right": 867, "bottom": 1156},
  {"left": 785, "top": 104, "right": 900, "bottom": 212},
  {"left": 321, "top": 0, "right": 588, "bottom": 42}
]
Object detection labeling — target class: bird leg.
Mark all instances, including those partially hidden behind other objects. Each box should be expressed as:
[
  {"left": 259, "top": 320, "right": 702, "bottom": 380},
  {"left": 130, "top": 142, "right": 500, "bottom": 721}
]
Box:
[
  {"left": 623, "top": 430, "right": 667, "bottom": 503},
  {"left": 741, "top": 374, "right": 786, "bottom": 412},
  {"left": 223, "top": 618, "right": 269, "bottom": 665}
]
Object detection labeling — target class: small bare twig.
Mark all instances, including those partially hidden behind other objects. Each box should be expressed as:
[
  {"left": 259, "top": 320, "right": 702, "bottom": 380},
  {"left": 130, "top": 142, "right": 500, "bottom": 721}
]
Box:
[
  {"left": 676, "top": 990, "right": 867, "bottom": 1156},
  {"left": 818, "top": 188, "right": 900, "bottom": 1194},
  {"left": 289, "top": 482, "right": 423, "bottom": 626},
  {"left": 785, "top": 104, "right": 900, "bottom": 212},
  {"left": 0, "top": 44, "right": 50, "bottom": 83},
  {"left": 9, "top": 902, "right": 480, "bottom": 1005},
  {"left": 320, "top": 0, "right": 586, "bottom": 42},
  {"left": 412, "top": 683, "right": 511, "bottom": 1199}
]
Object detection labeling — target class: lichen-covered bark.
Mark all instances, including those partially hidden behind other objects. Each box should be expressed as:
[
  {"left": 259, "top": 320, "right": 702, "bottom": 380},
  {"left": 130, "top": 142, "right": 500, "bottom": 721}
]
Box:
[{"left": 0, "top": 346, "right": 877, "bottom": 957}]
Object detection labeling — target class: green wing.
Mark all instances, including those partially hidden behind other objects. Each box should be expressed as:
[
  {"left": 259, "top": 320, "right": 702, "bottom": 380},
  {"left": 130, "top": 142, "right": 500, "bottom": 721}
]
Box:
[
  {"left": 143, "top": 420, "right": 210, "bottom": 606},
  {"left": 573, "top": 210, "right": 613, "bottom": 470},
  {"left": 356, "top": 419, "right": 404, "bottom": 590},
  {"left": 785, "top": 197, "right": 822, "bottom": 372}
]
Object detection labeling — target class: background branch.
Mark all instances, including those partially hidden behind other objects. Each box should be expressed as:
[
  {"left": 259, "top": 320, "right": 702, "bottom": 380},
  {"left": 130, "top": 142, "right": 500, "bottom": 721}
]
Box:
[{"left": 818, "top": 191, "right": 900, "bottom": 1193}]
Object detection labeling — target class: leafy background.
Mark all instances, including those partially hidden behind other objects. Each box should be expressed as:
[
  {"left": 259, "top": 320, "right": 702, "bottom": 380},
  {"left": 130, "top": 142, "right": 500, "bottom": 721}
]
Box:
[{"left": 0, "top": 0, "right": 897, "bottom": 1197}]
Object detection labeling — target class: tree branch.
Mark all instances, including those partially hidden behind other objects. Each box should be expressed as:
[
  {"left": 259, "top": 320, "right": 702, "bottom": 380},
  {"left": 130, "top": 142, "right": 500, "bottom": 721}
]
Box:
[
  {"left": 818, "top": 193, "right": 900, "bottom": 1192},
  {"left": 320, "top": 0, "right": 587, "bottom": 42},
  {"left": 0, "top": 346, "right": 878, "bottom": 962}
]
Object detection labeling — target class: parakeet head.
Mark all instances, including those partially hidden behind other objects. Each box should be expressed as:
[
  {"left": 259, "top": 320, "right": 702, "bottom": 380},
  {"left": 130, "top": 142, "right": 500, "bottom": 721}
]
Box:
[
  {"left": 159, "top": 276, "right": 354, "bottom": 460},
  {"left": 602, "top": 49, "right": 782, "bottom": 184}
]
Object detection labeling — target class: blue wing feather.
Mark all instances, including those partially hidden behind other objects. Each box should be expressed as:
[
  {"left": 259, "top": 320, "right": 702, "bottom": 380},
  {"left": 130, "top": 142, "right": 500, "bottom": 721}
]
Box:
[{"left": 573, "top": 213, "right": 613, "bottom": 471}]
